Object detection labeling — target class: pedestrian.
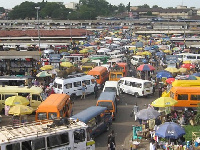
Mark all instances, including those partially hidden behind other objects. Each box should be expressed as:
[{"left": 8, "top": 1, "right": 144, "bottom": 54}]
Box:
[
  {"left": 94, "top": 83, "right": 98, "bottom": 98},
  {"left": 150, "top": 139, "right": 156, "bottom": 150},
  {"left": 81, "top": 83, "right": 86, "bottom": 100},
  {"left": 107, "top": 130, "right": 116, "bottom": 150},
  {"left": 132, "top": 103, "right": 139, "bottom": 121}
]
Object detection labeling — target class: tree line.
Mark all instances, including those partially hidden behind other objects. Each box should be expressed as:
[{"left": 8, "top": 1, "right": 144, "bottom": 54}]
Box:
[{"left": 0, "top": 1, "right": 166, "bottom": 20}]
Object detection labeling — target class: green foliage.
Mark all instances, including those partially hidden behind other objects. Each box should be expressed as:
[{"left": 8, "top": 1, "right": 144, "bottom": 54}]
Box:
[
  {"left": 183, "top": 125, "right": 200, "bottom": 141},
  {"left": 0, "top": 7, "right": 5, "bottom": 13},
  {"left": 138, "top": 4, "right": 150, "bottom": 8},
  {"left": 195, "top": 104, "right": 200, "bottom": 124},
  {"left": 6, "top": 0, "right": 125, "bottom": 20}
]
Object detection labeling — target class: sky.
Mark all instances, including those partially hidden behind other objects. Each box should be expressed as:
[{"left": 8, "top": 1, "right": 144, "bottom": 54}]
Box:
[{"left": 1, "top": 0, "right": 200, "bottom": 9}]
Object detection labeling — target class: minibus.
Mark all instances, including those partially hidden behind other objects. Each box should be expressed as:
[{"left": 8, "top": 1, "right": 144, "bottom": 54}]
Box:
[
  {"left": 71, "top": 106, "right": 112, "bottom": 138},
  {"left": 118, "top": 77, "right": 153, "bottom": 97},
  {"left": 181, "top": 53, "right": 200, "bottom": 63},
  {"left": 131, "top": 56, "right": 145, "bottom": 66},
  {"left": 103, "top": 81, "right": 120, "bottom": 101},
  {"left": 89, "top": 55, "right": 110, "bottom": 64},
  {"left": 0, "top": 86, "right": 46, "bottom": 112},
  {"left": 53, "top": 73, "right": 96, "bottom": 100},
  {"left": 36, "top": 94, "right": 73, "bottom": 121},
  {"left": 87, "top": 66, "right": 109, "bottom": 88},
  {"left": 170, "top": 86, "right": 200, "bottom": 109},
  {"left": 96, "top": 92, "right": 117, "bottom": 120}
]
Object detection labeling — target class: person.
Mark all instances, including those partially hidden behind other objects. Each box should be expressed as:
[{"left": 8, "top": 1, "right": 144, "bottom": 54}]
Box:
[
  {"left": 81, "top": 83, "right": 86, "bottom": 100},
  {"left": 94, "top": 83, "right": 98, "bottom": 99},
  {"left": 107, "top": 130, "right": 115, "bottom": 150},
  {"left": 150, "top": 139, "right": 156, "bottom": 150},
  {"left": 132, "top": 103, "right": 139, "bottom": 121},
  {"left": 5, "top": 105, "right": 10, "bottom": 116}
]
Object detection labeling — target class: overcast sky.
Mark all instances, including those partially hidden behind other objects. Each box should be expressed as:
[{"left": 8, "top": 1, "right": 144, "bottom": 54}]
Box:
[{"left": 1, "top": 0, "right": 200, "bottom": 9}]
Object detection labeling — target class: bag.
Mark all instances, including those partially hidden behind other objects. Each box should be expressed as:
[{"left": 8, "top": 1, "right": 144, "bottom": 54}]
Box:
[{"left": 130, "top": 111, "right": 133, "bottom": 117}]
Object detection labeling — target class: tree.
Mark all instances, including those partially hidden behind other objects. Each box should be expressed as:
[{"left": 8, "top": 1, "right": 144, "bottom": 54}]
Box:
[
  {"left": 195, "top": 104, "right": 200, "bottom": 124},
  {"left": 138, "top": 4, "right": 150, "bottom": 8},
  {"left": 0, "top": 7, "right": 5, "bottom": 13},
  {"left": 126, "top": 2, "right": 130, "bottom": 12},
  {"left": 152, "top": 5, "right": 159, "bottom": 8},
  {"left": 118, "top": 3, "right": 126, "bottom": 13}
]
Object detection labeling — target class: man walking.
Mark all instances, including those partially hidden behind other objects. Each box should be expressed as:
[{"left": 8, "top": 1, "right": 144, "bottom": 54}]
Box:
[
  {"left": 132, "top": 103, "right": 139, "bottom": 121},
  {"left": 108, "top": 130, "right": 116, "bottom": 150},
  {"left": 81, "top": 83, "right": 86, "bottom": 100},
  {"left": 94, "top": 83, "right": 98, "bottom": 98}
]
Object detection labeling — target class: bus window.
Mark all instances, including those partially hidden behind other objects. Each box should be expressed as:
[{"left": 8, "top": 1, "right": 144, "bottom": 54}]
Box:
[
  {"left": 74, "top": 81, "right": 81, "bottom": 87},
  {"left": 3, "top": 94, "right": 16, "bottom": 100},
  {"left": 83, "top": 80, "right": 90, "bottom": 85},
  {"left": 32, "top": 94, "right": 42, "bottom": 101},
  {"left": 60, "top": 132, "right": 70, "bottom": 145},
  {"left": 6, "top": 143, "right": 20, "bottom": 150},
  {"left": 117, "top": 74, "right": 122, "bottom": 78},
  {"left": 37, "top": 112, "right": 47, "bottom": 120},
  {"left": 111, "top": 73, "right": 116, "bottom": 79},
  {"left": 60, "top": 110, "right": 63, "bottom": 117},
  {"left": 47, "top": 135, "right": 61, "bottom": 148},
  {"left": 88, "top": 118, "right": 96, "bottom": 127},
  {"left": 22, "top": 140, "right": 32, "bottom": 150},
  {"left": 64, "top": 83, "right": 72, "bottom": 89},
  {"left": 48, "top": 112, "right": 57, "bottom": 120},
  {"left": 74, "top": 129, "right": 85, "bottom": 143},
  {"left": 32, "top": 137, "right": 45, "bottom": 150},
  {"left": 58, "top": 84, "right": 62, "bottom": 89},
  {"left": 136, "top": 83, "right": 142, "bottom": 88},
  {"left": 191, "top": 95, "right": 200, "bottom": 100},
  {"left": 178, "top": 94, "right": 188, "bottom": 100}
]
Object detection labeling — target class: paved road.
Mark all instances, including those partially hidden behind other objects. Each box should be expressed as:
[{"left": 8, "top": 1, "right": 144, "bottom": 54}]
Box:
[{"left": 73, "top": 91, "right": 160, "bottom": 150}]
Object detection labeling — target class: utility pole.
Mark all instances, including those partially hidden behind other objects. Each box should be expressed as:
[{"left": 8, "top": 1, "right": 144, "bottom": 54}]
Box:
[{"left": 35, "top": 7, "right": 40, "bottom": 52}]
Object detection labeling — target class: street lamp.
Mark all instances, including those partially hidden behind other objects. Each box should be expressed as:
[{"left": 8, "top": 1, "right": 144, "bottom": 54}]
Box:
[
  {"left": 35, "top": 7, "right": 40, "bottom": 51},
  {"left": 68, "top": 12, "right": 72, "bottom": 43}
]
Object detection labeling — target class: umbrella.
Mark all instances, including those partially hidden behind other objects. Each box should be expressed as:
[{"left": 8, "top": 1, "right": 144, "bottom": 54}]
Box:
[
  {"left": 9, "top": 105, "right": 33, "bottom": 115},
  {"left": 175, "top": 75, "right": 188, "bottom": 80},
  {"left": 72, "top": 47, "right": 82, "bottom": 50},
  {"left": 60, "top": 52, "right": 70, "bottom": 56},
  {"left": 5, "top": 96, "right": 29, "bottom": 106},
  {"left": 193, "top": 72, "right": 200, "bottom": 77},
  {"left": 156, "top": 52, "right": 165, "bottom": 57},
  {"left": 136, "top": 107, "right": 160, "bottom": 120},
  {"left": 40, "top": 65, "right": 53, "bottom": 71},
  {"left": 156, "top": 71, "right": 173, "bottom": 79},
  {"left": 36, "top": 71, "right": 51, "bottom": 77},
  {"left": 79, "top": 49, "right": 88, "bottom": 54},
  {"left": 185, "top": 75, "right": 197, "bottom": 80},
  {"left": 137, "top": 64, "right": 155, "bottom": 71},
  {"left": 83, "top": 43, "right": 91, "bottom": 47},
  {"left": 183, "top": 60, "right": 191, "bottom": 64},
  {"left": 155, "top": 122, "right": 185, "bottom": 139},
  {"left": 151, "top": 97, "right": 178, "bottom": 107},
  {"left": 136, "top": 52, "right": 143, "bottom": 56},
  {"left": 164, "top": 50, "right": 172, "bottom": 54},
  {"left": 173, "top": 47, "right": 182, "bottom": 51},
  {"left": 178, "top": 68, "right": 187, "bottom": 73},
  {"left": 142, "top": 51, "right": 152, "bottom": 56},
  {"left": 144, "top": 46, "right": 151, "bottom": 51},
  {"left": 165, "top": 78, "right": 175, "bottom": 84},
  {"left": 165, "top": 67, "right": 179, "bottom": 73},
  {"left": 60, "top": 62, "right": 73, "bottom": 67},
  {"left": 181, "top": 63, "right": 195, "bottom": 70}
]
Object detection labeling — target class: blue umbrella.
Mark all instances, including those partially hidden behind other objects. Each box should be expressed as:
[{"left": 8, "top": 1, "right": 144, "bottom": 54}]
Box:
[
  {"left": 156, "top": 52, "right": 165, "bottom": 56},
  {"left": 84, "top": 43, "right": 91, "bottom": 47},
  {"left": 156, "top": 71, "right": 173, "bottom": 79},
  {"left": 155, "top": 122, "right": 185, "bottom": 139},
  {"left": 193, "top": 72, "right": 200, "bottom": 77},
  {"left": 185, "top": 75, "right": 197, "bottom": 80},
  {"left": 144, "top": 46, "right": 151, "bottom": 51}
]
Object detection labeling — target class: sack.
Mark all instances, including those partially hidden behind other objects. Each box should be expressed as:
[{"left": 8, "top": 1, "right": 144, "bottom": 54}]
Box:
[{"left": 130, "top": 112, "right": 133, "bottom": 117}]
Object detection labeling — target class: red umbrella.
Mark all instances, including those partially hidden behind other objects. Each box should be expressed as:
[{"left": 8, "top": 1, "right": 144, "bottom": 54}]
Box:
[
  {"left": 181, "top": 63, "right": 195, "bottom": 70},
  {"left": 166, "top": 78, "right": 175, "bottom": 84},
  {"left": 137, "top": 64, "right": 155, "bottom": 71}
]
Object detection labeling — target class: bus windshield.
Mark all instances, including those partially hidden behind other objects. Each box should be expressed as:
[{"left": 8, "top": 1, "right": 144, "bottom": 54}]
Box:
[{"left": 97, "top": 102, "right": 113, "bottom": 110}]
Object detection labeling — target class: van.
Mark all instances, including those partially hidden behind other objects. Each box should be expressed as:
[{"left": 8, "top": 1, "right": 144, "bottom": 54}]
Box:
[
  {"left": 103, "top": 81, "right": 120, "bottom": 101},
  {"left": 96, "top": 92, "right": 117, "bottom": 120},
  {"left": 0, "top": 86, "right": 46, "bottom": 112},
  {"left": 131, "top": 56, "right": 145, "bottom": 66},
  {"left": 36, "top": 94, "right": 73, "bottom": 121},
  {"left": 96, "top": 48, "right": 111, "bottom": 55},
  {"left": 170, "top": 87, "right": 200, "bottom": 110},
  {"left": 118, "top": 77, "right": 153, "bottom": 97},
  {"left": 88, "top": 66, "right": 109, "bottom": 88},
  {"left": 71, "top": 106, "right": 112, "bottom": 138},
  {"left": 53, "top": 73, "right": 96, "bottom": 100}
]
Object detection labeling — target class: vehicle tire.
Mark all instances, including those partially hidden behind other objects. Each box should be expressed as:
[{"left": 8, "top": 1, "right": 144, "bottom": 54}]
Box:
[
  {"left": 135, "top": 93, "right": 139, "bottom": 98},
  {"left": 70, "top": 94, "right": 76, "bottom": 101}
]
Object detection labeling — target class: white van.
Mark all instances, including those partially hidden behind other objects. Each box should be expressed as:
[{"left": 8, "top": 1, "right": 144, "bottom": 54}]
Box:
[
  {"left": 97, "top": 48, "right": 111, "bottom": 55},
  {"left": 53, "top": 73, "right": 96, "bottom": 100},
  {"left": 118, "top": 77, "right": 153, "bottom": 97},
  {"left": 103, "top": 81, "right": 120, "bottom": 97},
  {"left": 131, "top": 56, "right": 145, "bottom": 66}
]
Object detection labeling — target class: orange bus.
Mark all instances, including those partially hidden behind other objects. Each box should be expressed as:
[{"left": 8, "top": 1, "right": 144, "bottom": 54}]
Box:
[
  {"left": 116, "top": 62, "right": 127, "bottom": 77},
  {"left": 170, "top": 86, "right": 200, "bottom": 109},
  {"left": 35, "top": 94, "right": 73, "bottom": 121},
  {"left": 109, "top": 63, "right": 128, "bottom": 81},
  {"left": 88, "top": 66, "right": 109, "bottom": 88}
]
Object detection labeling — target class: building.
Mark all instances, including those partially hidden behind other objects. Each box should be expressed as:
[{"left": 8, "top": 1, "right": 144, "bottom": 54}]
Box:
[{"left": 65, "top": 2, "right": 78, "bottom": 10}]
